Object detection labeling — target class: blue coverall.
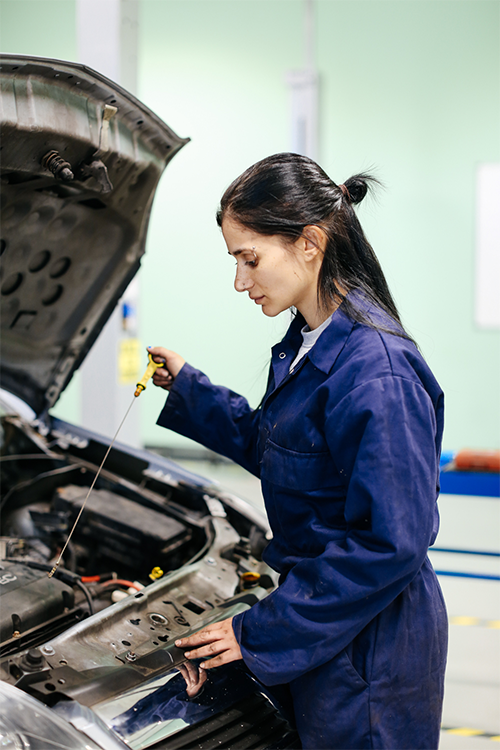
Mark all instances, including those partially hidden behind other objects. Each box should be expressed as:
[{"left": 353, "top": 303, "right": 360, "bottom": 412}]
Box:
[{"left": 157, "top": 301, "right": 448, "bottom": 749}]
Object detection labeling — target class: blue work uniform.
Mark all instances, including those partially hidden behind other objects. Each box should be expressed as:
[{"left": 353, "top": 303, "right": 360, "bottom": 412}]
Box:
[{"left": 157, "top": 300, "right": 448, "bottom": 750}]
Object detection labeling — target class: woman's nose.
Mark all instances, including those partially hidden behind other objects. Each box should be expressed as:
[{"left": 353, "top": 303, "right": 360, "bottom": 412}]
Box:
[{"left": 234, "top": 268, "right": 253, "bottom": 293}]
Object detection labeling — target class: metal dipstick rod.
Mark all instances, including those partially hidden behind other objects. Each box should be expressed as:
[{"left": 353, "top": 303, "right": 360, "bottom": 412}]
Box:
[{"left": 48, "top": 354, "right": 165, "bottom": 578}]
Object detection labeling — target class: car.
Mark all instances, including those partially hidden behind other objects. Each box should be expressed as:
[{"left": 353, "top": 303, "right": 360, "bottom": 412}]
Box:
[{"left": 0, "top": 54, "right": 299, "bottom": 750}]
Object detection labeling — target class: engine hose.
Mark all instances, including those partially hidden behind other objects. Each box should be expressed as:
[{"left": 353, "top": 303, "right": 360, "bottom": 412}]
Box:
[{"left": 73, "top": 579, "right": 94, "bottom": 615}]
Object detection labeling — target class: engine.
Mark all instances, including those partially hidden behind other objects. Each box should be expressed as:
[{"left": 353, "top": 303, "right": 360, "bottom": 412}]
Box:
[
  {"left": 0, "top": 414, "right": 210, "bottom": 657},
  {"left": 0, "top": 411, "right": 271, "bottom": 663}
]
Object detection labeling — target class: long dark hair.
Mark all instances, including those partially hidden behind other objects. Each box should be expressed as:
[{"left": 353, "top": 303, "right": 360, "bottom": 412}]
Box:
[{"left": 216, "top": 152, "right": 412, "bottom": 341}]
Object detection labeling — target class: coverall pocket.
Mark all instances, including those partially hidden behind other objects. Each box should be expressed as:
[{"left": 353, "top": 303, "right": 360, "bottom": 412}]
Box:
[
  {"left": 290, "top": 649, "right": 371, "bottom": 749},
  {"left": 340, "top": 645, "right": 370, "bottom": 688},
  {"left": 261, "top": 439, "right": 347, "bottom": 553},
  {"left": 261, "top": 439, "right": 341, "bottom": 492}
]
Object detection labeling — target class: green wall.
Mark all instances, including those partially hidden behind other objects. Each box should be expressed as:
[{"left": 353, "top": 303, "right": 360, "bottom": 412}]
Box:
[
  {"left": 0, "top": 0, "right": 81, "bottom": 424},
  {"left": 1, "top": 0, "right": 499, "bottom": 451}
]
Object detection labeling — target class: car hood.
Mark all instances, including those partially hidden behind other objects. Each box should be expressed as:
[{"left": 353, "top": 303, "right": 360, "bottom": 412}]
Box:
[{"left": 0, "top": 54, "right": 189, "bottom": 417}]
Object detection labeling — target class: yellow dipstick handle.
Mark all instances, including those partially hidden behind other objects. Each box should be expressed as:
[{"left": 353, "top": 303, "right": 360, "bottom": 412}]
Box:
[{"left": 135, "top": 353, "right": 165, "bottom": 397}]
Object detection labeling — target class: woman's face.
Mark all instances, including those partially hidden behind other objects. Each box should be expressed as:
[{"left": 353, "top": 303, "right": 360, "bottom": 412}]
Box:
[{"left": 222, "top": 217, "right": 323, "bottom": 324}]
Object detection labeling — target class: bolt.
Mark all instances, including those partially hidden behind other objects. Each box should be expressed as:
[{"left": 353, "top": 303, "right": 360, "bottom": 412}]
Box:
[
  {"left": 41, "top": 646, "right": 55, "bottom": 656},
  {"left": 26, "top": 649, "right": 43, "bottom": 666}
]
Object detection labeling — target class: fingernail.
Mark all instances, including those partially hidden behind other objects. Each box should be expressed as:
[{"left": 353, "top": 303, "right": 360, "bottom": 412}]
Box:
[
  {"left": 175, "top": 640, "right": 182, "bottom": 646},
  {"left": 185, "top": 652, "right": 191, "bottom": 658},
  {"left": 200, "top": 663, "right": 207, "bottom": 669}
]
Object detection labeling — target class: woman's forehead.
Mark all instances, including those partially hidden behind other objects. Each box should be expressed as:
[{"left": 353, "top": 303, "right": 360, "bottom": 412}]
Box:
[{"left": 222, "top": 218, "right": 259, "bottom": 252}]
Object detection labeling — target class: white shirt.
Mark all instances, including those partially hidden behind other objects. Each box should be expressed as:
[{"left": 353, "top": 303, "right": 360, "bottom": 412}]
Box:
[{"left": 289, "top": 314, "right": 333, "bottom": 373}]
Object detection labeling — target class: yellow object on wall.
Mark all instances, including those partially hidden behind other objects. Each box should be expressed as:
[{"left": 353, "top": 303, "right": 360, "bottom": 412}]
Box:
[{"left": 118, "top": 339, "right": 141, "bottom": 384}]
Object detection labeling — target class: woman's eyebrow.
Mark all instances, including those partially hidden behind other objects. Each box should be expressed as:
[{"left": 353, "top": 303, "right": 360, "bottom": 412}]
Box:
[{"left": 227, "top": 248, "right": 253, "bottom": 257}]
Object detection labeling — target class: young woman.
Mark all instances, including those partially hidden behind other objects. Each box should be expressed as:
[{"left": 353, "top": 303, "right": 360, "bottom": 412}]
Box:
[{"left": 149, "top": 153, "right": 448, "bottom": 750}]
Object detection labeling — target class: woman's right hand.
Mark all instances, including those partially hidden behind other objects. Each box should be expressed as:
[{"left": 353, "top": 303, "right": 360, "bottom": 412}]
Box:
[{"left": 148, "top": 346, "right": 185, "bottom": 391}]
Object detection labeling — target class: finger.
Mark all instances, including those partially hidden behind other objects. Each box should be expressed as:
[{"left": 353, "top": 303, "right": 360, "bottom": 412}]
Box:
[
  {"left": 152, "top": 370, "right": 173, "bottom": 384},
  {"left": 182, "top": 641, "right": 227, "bottom": 660},
  {"left": 175, "top": 624, "right": 227, "bottom": 649},
  {"left": 152, "top": 370, "right": 174, "bottom": 390},
  {"left": 199, "top": 649, "right": 240, "bottom": 670},
  {"left": 147, "top": 346, "right": 170, "bottom": 359}
]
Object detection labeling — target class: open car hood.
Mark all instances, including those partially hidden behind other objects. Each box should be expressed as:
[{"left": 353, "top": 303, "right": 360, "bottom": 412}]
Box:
[{"left": 0, "top": 54, "right": 189, "bottom": 416}]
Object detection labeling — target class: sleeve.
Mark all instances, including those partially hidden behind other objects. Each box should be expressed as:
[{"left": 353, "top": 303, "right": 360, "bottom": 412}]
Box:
[
  {"left": 232, "top": 376, "right": 441, "bottom": 685},
  {"left": 156, "top": 363, "right": 263, "bottom": 477}
]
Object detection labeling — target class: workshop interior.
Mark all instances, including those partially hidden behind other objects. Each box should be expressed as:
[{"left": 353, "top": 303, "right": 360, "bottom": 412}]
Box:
[{"left": 0, "top": 1, "right": 499, "bottom": 749}]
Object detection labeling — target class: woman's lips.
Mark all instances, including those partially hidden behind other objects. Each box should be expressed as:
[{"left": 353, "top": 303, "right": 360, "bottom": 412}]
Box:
[{"left": 250, "top": 295, "right": 265, "bottom": 304}]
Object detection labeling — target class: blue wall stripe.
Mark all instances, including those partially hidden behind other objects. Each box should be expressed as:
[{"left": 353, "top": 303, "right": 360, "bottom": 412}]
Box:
[{"left": 435, "top": 570, "right": 500, "bottom": 582}]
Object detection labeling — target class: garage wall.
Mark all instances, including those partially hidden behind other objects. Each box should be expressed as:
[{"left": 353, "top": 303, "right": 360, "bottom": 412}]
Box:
[
  {"left": 315, "top": 0, "right": 500, "bottom": 454},
  {"left": 1, "top": 0, "right": 498, "bottom": 452},
  {"left": 136, "top": 0, "right": 304, "bottom": 451},
  {"left": 136, "top": 0, "right": 500, "bottom": 452}
]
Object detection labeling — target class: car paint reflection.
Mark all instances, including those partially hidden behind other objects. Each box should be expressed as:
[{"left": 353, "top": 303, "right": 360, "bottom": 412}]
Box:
[{"left": 95, "top": 662, "right": 256, "bottom": 750}]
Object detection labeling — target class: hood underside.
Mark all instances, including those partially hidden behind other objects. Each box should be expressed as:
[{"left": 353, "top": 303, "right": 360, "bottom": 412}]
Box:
[{"left": 0, "top": 55, "right": 189, "bottom": 416}]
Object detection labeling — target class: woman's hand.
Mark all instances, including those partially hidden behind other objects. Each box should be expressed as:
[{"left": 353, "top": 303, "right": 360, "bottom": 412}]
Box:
[
  {"left": 175, "top": 617, "right": 242, "bottom": 670},
  {"left": 148, "top": 346, "right": 185, "bottom": 391}
]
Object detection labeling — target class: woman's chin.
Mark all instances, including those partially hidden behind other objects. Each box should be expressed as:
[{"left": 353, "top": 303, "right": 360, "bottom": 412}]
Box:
[{"left": 261, "top": 305, "right": 280, "bottom": 318}]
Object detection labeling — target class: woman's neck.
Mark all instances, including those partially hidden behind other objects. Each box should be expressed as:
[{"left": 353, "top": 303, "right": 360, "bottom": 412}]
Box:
[{"left": 301, "top": 296, "right": 344, "bottom": 330}]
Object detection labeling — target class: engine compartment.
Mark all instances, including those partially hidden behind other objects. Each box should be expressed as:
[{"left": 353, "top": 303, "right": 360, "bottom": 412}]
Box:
[{"left": 0, "top": 411, "right": 272, "bottom": 666}]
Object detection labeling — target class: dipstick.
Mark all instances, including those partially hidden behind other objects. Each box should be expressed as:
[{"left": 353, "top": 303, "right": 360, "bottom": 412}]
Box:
[{"left": 135, "top": 353, "right": 165, "bottom": 397}]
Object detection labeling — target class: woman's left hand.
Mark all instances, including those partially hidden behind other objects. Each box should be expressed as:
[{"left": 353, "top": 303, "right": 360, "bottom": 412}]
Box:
[{"left": 175, "top": 617, "right": 242, "bottom": 669}]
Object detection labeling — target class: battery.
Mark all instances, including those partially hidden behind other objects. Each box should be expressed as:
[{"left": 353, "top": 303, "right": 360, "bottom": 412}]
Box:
[{"left": 55, "top": 485, "right": 190, "bottom": 572}]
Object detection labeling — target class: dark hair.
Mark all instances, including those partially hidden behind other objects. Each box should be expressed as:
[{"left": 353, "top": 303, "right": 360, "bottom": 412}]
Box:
[{"left": 216, "top": 152, "right": 412, "bottom": 341}]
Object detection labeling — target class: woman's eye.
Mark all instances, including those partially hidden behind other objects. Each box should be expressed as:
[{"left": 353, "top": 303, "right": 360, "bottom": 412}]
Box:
[{"left": 234, "top": 259, "right": 257, "bottom": 268}]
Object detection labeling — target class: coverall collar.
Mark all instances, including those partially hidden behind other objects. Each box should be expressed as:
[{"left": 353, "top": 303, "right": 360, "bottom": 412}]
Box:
[
  {"left": 307, "top": 305, "right": 355, "bottom": 374},
  {"left": 271, "top": 302, "right": 355, "bottom": 385}
]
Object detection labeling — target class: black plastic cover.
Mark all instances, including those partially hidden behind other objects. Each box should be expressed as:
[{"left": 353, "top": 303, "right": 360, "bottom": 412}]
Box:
[
  {"left": 0, "top": 560, "right": 74, "bottom": 645},
  {"left": 55, "top": 485, "right": 189, "bottom": 572}
]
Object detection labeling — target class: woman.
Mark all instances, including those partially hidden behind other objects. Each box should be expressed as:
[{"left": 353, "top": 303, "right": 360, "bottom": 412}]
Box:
[{"left": 149, "top": 153, "right": 448, "bottom": 749}]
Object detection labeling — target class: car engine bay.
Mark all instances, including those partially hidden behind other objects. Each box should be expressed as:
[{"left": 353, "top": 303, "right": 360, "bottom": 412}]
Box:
[{"left": 0, "top": 412, "right": 274, "bottom": 704}]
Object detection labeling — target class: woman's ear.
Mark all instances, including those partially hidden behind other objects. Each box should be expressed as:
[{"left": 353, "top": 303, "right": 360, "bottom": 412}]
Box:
[{"left": 301, "top": 225, "right": 328, "bottom": 261}]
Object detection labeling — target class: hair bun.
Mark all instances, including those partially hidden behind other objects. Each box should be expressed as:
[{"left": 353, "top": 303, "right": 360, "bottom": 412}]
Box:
[{"left": 343, "top": 173, "right": 377, "bottom": 205}]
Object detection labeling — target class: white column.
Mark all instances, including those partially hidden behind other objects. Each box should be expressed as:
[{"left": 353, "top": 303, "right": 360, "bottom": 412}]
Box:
[
  {"left": 286, "top": 0, "right": 319, "bottom": 160},
  {"left": 76, "top": 0, "right": 142, "bottom": 446}
]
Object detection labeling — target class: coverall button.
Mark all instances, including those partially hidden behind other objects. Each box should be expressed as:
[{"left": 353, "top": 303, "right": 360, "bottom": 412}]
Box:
[{"left": 279, "top": 352, "right": 286, "bottom": 359}]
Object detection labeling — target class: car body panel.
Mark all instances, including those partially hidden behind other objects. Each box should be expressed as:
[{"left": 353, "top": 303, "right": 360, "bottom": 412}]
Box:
[{"left": 0, "top": 54, "right": 188, "bottom": 416}]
